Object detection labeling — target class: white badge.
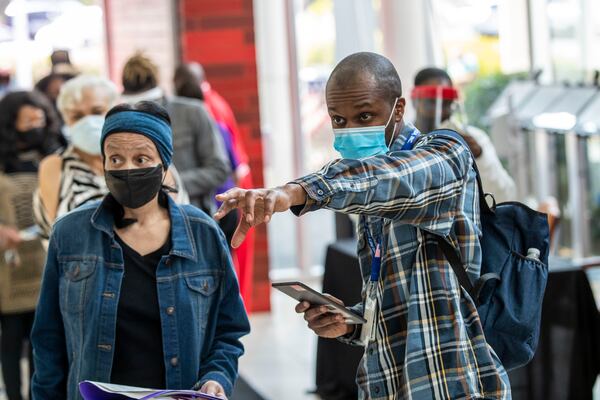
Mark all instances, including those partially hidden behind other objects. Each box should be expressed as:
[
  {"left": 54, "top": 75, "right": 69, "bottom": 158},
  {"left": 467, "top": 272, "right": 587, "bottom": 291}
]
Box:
[{"left": 360, "top": 281, "right": 378, "bottom": 345}]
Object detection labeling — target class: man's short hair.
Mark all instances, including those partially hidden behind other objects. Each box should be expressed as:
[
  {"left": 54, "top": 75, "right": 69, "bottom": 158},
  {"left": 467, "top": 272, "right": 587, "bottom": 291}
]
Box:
[
  {"left": 327, "top": 52, "right": 402, "bottom": 103},
  {"left": 414, "top": 67, "right": 453, "bottom": 86}
]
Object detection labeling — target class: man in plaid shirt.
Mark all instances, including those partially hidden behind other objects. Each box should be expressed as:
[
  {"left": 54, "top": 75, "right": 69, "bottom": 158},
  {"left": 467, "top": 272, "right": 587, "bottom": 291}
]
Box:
[{"left": 215, "top": 52, "right": 511, "bottom": 399}]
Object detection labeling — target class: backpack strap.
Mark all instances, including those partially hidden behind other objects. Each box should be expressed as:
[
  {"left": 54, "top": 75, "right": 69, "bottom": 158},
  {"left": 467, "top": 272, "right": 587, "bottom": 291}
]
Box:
[
  {"left": 414, "top": 129, "right": 500, "bottom": 302},
  {"left": 435, "top": 237, "right": 477, "bottom": 303},
  {"left": 426, "top": 129, "right": 492, "bottom": 214},
  {"left": 436, "top": 236, "right": 500, "bottom": 304}
]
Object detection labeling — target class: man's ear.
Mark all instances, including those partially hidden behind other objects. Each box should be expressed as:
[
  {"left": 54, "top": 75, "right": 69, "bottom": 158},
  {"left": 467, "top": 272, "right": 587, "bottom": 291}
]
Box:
[{"left": 395, "top": 97, "right": 406, "bottom": 122}]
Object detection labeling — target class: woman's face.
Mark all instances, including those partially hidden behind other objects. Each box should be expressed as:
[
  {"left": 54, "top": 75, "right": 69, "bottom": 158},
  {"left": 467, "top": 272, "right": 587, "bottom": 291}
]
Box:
[
  {"left": 15, "top": 105, "right": 45, "bottom": 132},
  {"left": 63, "top": 87, "right": 112, "bottom": 127},
  {"left": 103, "top": 133, "right": 162, "bottom": 171},
  {"left": 103, "top": 132, "right": 166, "bottom": 209}
]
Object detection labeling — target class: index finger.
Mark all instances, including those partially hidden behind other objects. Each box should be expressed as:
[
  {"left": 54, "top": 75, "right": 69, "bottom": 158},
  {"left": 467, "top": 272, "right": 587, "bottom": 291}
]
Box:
[
  {"left": 213, "top": 198, "right": 239, "bottom": 221},
  {"left": 215, "top": 187, "right": 245, "bottom": 203},
  {"left": 214, "top": 188, "right": 246, "bottom": 219}
]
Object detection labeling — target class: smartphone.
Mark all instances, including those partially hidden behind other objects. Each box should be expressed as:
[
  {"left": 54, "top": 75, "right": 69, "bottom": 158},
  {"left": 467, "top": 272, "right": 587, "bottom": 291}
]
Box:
[{"left": 272, "top": 281, "right": 366, "bottom": 324}]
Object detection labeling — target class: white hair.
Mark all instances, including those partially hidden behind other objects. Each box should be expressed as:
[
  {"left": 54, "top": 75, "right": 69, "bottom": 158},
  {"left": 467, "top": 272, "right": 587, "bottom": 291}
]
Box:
[{"left": 57, "top": 75, "right": 118, "bottom": 116}]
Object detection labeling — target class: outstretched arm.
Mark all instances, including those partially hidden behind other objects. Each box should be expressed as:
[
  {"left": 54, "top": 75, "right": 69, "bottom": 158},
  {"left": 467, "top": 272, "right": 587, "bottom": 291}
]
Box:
[
  {"left": 215, "top": 134, "right": 472, "bottom": 247},
  {"left": 214, "top": 184, "right": 306, "bottom": 248}
]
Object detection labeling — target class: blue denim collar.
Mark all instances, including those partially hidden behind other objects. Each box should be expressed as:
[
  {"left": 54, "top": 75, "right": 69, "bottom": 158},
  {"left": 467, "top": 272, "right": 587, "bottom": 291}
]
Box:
[{"left": 91, "top": 194, "right": 197, "bottom": 262}]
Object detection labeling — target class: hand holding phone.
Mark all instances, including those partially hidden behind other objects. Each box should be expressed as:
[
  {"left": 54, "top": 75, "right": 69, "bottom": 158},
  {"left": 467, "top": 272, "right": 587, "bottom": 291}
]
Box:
[
  {"left": 272, "top": 281, "right": 365, "bottom": 339},
  {"left": 295, "top": 296, "right": 356, "bottom": 339}
]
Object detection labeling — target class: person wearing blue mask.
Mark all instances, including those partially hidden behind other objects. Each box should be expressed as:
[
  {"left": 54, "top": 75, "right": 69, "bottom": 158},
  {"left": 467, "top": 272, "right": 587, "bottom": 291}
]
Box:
[
  {"left": 34, "top": 75, "right": 118, "bottom": 239},
  {"left": 31, "top": 101, "right": 250, "bottom": 400},
  {"left": 214, "top": 52, "right": 511, "bottom": 399}
]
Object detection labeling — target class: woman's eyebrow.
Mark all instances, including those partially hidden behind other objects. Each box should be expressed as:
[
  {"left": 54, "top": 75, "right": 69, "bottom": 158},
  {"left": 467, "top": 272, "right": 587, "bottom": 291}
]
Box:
[
  {"left": 130, "top": 143, "right": 155, "bottom": 152},
  {"left": 105, "top": 143, "right": 154, "bottom": 152}
]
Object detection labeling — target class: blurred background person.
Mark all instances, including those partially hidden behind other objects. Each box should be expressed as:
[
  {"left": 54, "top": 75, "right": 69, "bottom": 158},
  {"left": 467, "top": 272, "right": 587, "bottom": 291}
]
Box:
[
  {"left": 120, "top": 53, "right": 230, "bottom": 215},
  {"left": 33, "top": 75, "right": 117, "bottom": 239},
  {"left": 173, "top": 62, "right": 255, "bottom": 311},
  {"left": 33, "top": 74, "right": 188, "bottom": 239},
  {"left": 173, "top": 64, "right": 239, "bottom": 245},
  {"left": 0, "top": 171, "right": 46, "bottom": 400},
  {"left": 0, "top": 69, "right": 12, "bottom": 99},
  {"left": 34, "top": 68, "right": 78, "bottom": 109},
  {"left": 175, "top": 62, "right": 252, "bottom": 186},
  {"left": 412, "top": 67, "right": 516, "bottom": 203},
  {"left": 0, "top": 92, "right": 55, "bottom": 399},
  {"left": 34, "top": 51, "right": 79, "bottom": 124},
  {"left": 0, "top": 91, "right": 65, "bottom": 173}
]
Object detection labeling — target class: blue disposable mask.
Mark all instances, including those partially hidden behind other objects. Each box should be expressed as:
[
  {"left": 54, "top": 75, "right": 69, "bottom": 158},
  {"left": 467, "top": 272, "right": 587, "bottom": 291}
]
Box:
[
  {"left": 333, "top": 99, "right": 398, "bottom": 159},
  {"left": 67, "top": 115, "right": 105, "bottom": 155}
]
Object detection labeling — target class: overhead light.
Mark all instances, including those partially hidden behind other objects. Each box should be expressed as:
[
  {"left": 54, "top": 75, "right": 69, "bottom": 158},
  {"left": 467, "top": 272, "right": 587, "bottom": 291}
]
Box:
[
  {"left": 4, "top": 0, "right": 25, "bottom": 17},
  {"left": 532, "top": 112, "right": 577, "bottom": 131}
]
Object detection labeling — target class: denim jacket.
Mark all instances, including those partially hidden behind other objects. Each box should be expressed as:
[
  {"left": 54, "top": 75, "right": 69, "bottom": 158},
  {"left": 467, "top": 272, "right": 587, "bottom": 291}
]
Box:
[{"left": 31, "top": 195, "right": 250, "bottom": 400}]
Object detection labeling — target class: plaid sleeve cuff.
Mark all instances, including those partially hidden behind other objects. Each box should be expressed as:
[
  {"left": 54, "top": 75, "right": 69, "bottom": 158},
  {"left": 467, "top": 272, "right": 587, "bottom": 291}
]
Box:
[
  {"left": 337, "top": 323, "right": 364, "bottom": 346},
  {"left": 337, "top": 302, "right": 365, "bottom": 346},
  {"left": 289, "top": 173, "right": 333, "bottom": 216}
]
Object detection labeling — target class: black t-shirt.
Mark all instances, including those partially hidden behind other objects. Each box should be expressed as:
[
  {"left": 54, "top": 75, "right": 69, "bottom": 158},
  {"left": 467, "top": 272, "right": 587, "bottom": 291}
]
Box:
[{"left": 110, "top": 234, "right": 170, "bottom": 389}]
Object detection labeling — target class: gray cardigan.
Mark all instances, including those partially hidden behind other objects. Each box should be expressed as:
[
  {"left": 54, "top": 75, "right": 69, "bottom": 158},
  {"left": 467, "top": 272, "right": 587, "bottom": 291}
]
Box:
[{"left": 160, "top": 96, "right": 231, "bottom": 213}]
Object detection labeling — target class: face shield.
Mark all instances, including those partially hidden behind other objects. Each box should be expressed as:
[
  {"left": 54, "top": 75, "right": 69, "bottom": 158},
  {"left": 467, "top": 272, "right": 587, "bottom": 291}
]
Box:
[{"left": 411, "top": 85, "right": 459, "bottom": 133}]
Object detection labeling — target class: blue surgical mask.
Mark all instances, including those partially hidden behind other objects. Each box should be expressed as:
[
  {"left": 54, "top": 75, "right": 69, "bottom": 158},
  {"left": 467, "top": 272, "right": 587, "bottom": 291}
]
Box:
[
  {"left": 333, "top": 98, "right": 398, "bottom": 159},
  {"left": 66, "top": 115, "right": 105, "bottom": 155}
]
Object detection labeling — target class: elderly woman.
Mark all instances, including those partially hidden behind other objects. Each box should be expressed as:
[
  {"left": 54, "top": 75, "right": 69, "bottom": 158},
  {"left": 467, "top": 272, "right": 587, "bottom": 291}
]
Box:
[
  {"left": 34, "top": 75, "right": 188, "bottom": 239},
  {"left": 31, "top": 101, "right": 250, "bottom": 400}
]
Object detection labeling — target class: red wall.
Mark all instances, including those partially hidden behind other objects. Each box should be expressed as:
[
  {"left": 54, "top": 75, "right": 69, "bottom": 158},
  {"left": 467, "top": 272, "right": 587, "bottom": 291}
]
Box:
[{"left": 178, "top": 0, "right": 270, "bottom": 312}]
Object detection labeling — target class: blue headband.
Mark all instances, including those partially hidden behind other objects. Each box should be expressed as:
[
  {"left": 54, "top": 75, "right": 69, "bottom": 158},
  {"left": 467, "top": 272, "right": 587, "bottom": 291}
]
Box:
[{"left": 101, "top": 110, "right": 173, "bottom": 167}]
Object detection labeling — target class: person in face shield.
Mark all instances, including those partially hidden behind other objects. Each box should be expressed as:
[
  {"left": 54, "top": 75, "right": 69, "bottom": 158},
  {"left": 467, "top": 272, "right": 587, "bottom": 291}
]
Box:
[
  {"left": 34, "top": 75, "right": 188, "bottom": 240},
  {"left": 30, "top": 101, "right": 250, "bottom": 400},
  {"left": 412, "top": 67, "right": 516, "bottom": 202},
  {"left": 214, "top": 52, "right": 511, "bottom": 399}
]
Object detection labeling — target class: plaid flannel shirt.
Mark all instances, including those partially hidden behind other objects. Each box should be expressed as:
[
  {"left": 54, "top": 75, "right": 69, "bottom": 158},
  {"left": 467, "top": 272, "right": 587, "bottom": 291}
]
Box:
[{"left": 292, "top": 123, "right": 511, "bottom": 400}]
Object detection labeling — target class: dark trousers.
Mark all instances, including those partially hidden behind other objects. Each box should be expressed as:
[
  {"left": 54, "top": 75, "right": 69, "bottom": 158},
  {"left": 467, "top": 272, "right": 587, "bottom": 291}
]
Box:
[{"left": 0, "top": 311, "right": 35, "bottom": 400}]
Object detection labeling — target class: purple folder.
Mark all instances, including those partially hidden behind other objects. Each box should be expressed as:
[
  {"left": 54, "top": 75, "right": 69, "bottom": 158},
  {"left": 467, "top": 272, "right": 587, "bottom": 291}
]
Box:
[{"left": 79, "top": 381, "right": 222, "bottom": 400}]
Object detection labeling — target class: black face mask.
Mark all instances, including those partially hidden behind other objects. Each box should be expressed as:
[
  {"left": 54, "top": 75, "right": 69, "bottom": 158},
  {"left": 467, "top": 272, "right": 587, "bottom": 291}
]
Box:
[
  {"left": 16, "top": 127, "right": 45, "bottom": 151},
  {"left": 105, "top": 165, "right": 164, "bottom": 209}
]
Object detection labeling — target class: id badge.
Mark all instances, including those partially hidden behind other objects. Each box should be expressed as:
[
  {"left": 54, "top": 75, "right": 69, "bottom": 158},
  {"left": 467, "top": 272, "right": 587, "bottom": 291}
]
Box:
[{"left": 360, "top": 282, "right": 378, "bottom": 345}]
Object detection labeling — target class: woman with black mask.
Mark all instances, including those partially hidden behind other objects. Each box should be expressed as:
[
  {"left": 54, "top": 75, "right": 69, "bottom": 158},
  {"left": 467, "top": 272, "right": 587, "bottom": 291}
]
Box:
[
  {"left": 31, "top": 101, "right": 249, "bottom": 400},
  {"left": 0, "top": 90, "right": 63, "bottom": 400},
  {"left": 0, "top": 90, "right": 65, "bottom": 173}
]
